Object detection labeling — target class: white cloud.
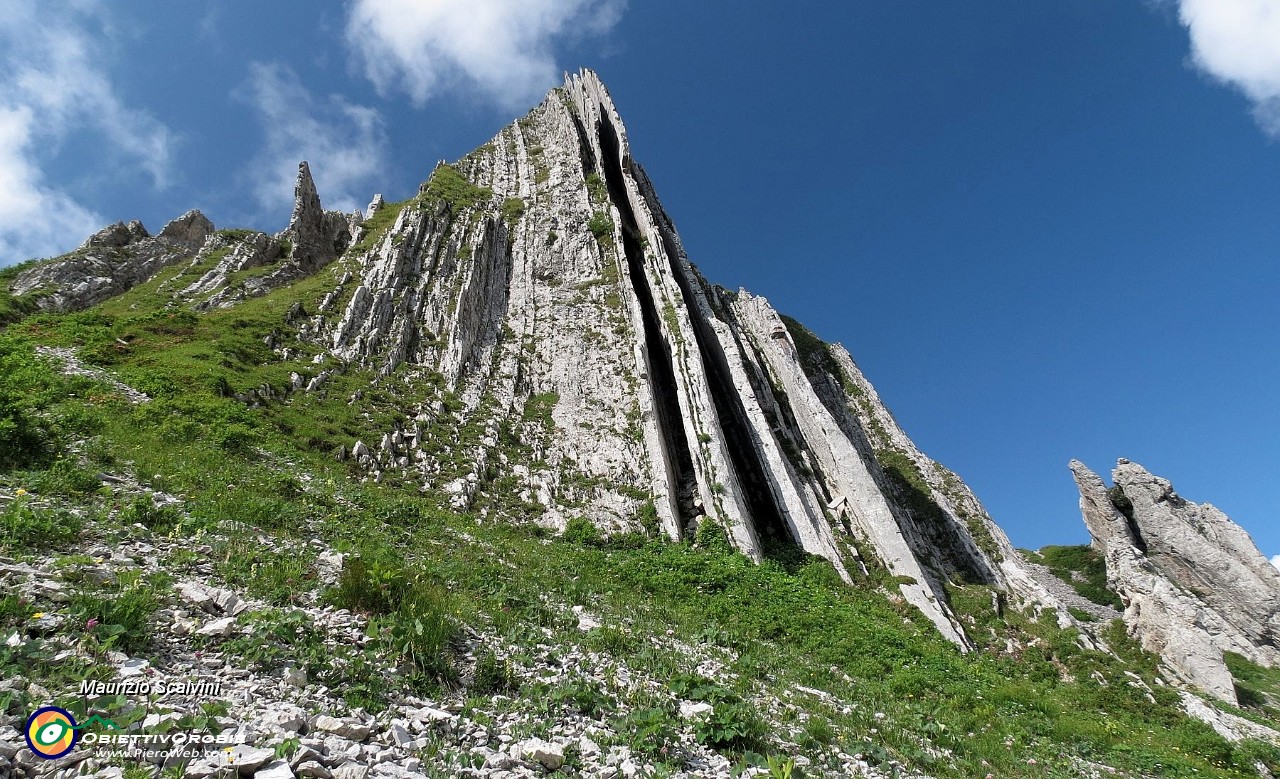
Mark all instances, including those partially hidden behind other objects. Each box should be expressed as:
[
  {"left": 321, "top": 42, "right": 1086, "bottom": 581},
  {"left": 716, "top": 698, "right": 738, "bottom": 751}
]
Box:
[
  {"left": 345, "top": 0, "right": 626, "bottom": 110},
  {"left": 238, "top": 63, "right": 389, "bottom": 219},
  {"left": 0, "top": 0, "right": 175, "bottom": 265},
  {"left": 0, "top": 106, "right": 102, "bottom": 262},
  {"left": 1172, "top": 0, "right": 1280, "bottom": 136},
  {"left": 1271, "top": 555, "right": 1280, "bottom": 572}
]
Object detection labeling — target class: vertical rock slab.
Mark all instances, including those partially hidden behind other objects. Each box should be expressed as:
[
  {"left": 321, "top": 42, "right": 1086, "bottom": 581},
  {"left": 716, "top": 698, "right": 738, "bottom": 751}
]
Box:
[{"left": 1071, "top": 458, "right": 1280, "bottom": 703}]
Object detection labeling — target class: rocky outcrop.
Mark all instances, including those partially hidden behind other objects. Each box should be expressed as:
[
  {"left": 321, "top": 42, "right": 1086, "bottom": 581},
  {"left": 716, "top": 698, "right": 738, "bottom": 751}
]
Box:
[
  {"left": 183, "top": 166, "right": 362, "bottom": 309},
  {"left": 1071, "top": 458, "right": 1280, "bottom": 703},
  {"left": 294, "top": 69, "right": 1077, "bottom": 649},
  {"left": 9, "top": 213, "right": 213, "bottom": 312},
  {"left": 158, "top": 209, "right": 215, "bottom": 245},
  {"left": 282, "top": 161, "right": 357, "bottom": 269},
  {"left": 81, "top": 219, "right": 150, "bottom": 249}
]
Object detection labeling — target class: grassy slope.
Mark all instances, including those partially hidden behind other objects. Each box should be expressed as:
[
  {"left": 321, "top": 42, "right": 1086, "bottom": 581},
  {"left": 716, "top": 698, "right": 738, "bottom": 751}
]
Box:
[
  {"left": 1026, "top": 545, "right": 1124, "bottom": 610},
  {"left": 1, "top": 252, "right": 1279, "bottom": 777}
]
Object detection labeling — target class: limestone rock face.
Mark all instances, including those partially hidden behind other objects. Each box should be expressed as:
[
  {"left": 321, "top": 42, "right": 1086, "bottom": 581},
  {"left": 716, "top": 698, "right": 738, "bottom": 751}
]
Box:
[
  {"left": 158, "top": 209, "right": 214, "bottom": 245},
  {"left": 1071, "top": 458, "right": 1280, "bottom": 703},
  {"left": 282, "top": 161, "right": 355, "bottom": 269},
  {"left": 292, "top": 69, "right": 1072, "bottom": 648},
  {"left": 6, "top": 69, "right": 1074, "bottom": 652}
]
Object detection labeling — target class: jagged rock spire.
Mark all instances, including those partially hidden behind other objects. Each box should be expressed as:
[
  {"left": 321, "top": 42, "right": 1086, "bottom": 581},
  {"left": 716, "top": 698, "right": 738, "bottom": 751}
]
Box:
[
  {"left": 1072, "top": 458, "right": 1280, "bottom": 703},
  {"left": 282, "top": 161, "right": 352, "bottom": 268}
]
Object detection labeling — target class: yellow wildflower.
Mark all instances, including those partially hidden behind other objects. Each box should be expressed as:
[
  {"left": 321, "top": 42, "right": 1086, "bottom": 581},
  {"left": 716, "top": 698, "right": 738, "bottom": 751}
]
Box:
[{"left": 15, "top": 488, "right": 26, "bottom": 497}]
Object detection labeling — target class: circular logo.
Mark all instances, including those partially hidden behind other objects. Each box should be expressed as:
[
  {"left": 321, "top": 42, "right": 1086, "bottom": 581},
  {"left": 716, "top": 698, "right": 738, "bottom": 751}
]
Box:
[{"left": 24, "top": 707, "right": 79, "bottom": 760}]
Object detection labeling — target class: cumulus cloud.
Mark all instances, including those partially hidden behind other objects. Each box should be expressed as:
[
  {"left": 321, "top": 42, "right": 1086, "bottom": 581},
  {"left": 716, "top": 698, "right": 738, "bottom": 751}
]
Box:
[
  {"left": 238, "top": 63, "right": 389, "bottom": 219},
  {"left": 1172, "top": 0, "right": 1280, "bottom": 136},
  {"left": 0, "top": 106, "right": 102, "bottom": 263},
  {"left": 345, "top": 0, "right": 626, "bottom": 110},
  {"left": 0, "top": 0, "right": 175, "bottom": 264},
  {"left": 1272, "top": 555, "right": 1280, "bottom": 572}
]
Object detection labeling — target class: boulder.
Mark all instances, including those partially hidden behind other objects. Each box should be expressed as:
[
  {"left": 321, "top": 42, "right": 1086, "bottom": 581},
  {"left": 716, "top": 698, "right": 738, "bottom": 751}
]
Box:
[{"left": 159, "top": 209, "right": 215, "bottom": 245}]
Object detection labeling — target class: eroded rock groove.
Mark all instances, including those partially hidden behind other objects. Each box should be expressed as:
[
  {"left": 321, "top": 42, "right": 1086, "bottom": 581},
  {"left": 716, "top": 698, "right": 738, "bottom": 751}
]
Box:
[{"left": 593, "top": 114, "right": 699, "bottom": 529}]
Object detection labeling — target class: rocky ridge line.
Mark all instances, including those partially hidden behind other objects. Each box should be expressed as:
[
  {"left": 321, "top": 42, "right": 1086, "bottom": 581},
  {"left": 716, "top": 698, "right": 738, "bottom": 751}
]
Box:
[{"left": 1071, "top": 458, "right": 1280, "bottom": 704}]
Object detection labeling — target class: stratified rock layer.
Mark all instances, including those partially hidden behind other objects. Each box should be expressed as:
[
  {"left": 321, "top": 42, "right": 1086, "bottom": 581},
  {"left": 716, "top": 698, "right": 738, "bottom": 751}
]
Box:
[
  {"left": 9, "top": 211, "right": 216, "bottom": 312},
  {"left": 299, "top": 70, "right": 1081, "bottom": 647},
  {"left": 6, "top": 69, "right": 1084, "bottom": 651},
  {"left": 1071, "top": 458, "right": 1280, "bottom": 703}
]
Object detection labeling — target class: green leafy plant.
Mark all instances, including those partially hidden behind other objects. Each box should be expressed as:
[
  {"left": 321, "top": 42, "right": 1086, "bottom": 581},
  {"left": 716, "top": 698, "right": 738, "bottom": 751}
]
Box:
[
  {"left": 587, "top": 211, "right": 614, "bottom": 243},
  {"left": 119, "top": 495, "right": 182, "bottom": 533},
  {"left": 562, "top": 516, "right": 604, "bottom": 546},
  {"left": 0, "top": 499, "right": 83, "bottom": 551},
  {"left": 72, "top": 582, "right": 160, "bottom": 655},
  {"left": 380, "top": 582, "right": 458, "bottom": 684},
  {"left": 693, "top": 699, "right": 767, "bottom": 752},
  {"left": 615, "top": 706, "right": 679, "bottom": 759}
]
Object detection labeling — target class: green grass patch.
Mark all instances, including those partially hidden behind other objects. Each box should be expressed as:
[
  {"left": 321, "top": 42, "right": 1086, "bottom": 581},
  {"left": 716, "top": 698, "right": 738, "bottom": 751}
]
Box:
[
  {"left": 1034, "top": 545, "right": 1123, "bottom": 609},
  {"left": 419, "top": 164, "right": 492, "bottom": 214}
]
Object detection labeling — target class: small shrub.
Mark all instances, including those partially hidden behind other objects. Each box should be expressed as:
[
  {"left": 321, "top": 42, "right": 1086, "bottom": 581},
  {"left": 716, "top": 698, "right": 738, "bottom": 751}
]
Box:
[
  {"left": 695, "top": 700, "right": 767, "bottom": 752},
  {"left": 585, "top": 173, "right": 608, "bottom": 204},
  {"left": 636, "top": 499, "right": 660, "bottom": 537},
  {"left": 214, "top": 422, "right": 261, "bottom": 455},
  {"left": 587, "top": 211, "right": 614, "bottom": 243},
  {"left": 0, "top": 500, "right": 83, "bottom": 550},
  {"left": 1108, "top": 485, "right": 1135, "bottom": 520},
  {"left": 472, "top": 652, "right": 516, "bottom": 695},
  {"left": 328, "top": 556, "right": 406, "bottom": 615},
  {"left": 562, "top": 516, "right": 603, "bottom": 546},
  {"left": 500, "top": 197, "right": 525, "bottom": 225},
  {"left": 694, "top": 519, "right": 733, "bottom": 553},
  {"left": 27, "top": 458, "right": 101, "bottom": 496}
]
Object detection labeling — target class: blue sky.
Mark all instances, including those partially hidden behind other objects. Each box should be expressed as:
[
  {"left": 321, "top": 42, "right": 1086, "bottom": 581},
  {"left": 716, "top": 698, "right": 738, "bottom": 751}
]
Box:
[{"left": 2, "top": 0, "right": 1277, "bottom": 559}]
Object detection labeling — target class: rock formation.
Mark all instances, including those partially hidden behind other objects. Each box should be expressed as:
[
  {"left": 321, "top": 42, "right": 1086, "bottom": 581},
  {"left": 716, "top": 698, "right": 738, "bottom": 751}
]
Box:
[
  {"left": 282, "top": 161, "right": 357, "bottom": 269},
  {"left": 1071, "top": 458, "right": 1280, "bottom": 703},
  {"left": 289, "top": 69, "right": 1082, "bottom": 648},
  {"left": 8, "top": 211, "right": 217, "bottom": 312},
  {"left": 5, "top": 70, "right": 1088, "bottom": 652},
  {"left": 158, "top": 209, "right": 215, "bottom": 246}
]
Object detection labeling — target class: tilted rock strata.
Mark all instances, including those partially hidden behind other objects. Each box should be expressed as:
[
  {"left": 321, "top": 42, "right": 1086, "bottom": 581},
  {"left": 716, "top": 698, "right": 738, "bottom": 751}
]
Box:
[
  {"left": 299, "top": 70, "right": 1077, "bottom": 648},
  {"left": 1112, "top": 459, "right": 1280, "bottom": 664},
  {"left": 8, "top": 69, "right": 1078, "bottom": 652},
  {"left": 1071, "top": 458, "right": 1280, "bottom": 703},
  {"left": 9, "top": 211, "right": 215, "bottom": 312}
]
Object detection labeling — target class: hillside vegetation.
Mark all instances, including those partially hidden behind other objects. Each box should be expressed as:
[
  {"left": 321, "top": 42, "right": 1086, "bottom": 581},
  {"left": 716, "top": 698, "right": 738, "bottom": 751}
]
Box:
[{"left": 2, "top": 259, "right": 1279, "bottom": 778}]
